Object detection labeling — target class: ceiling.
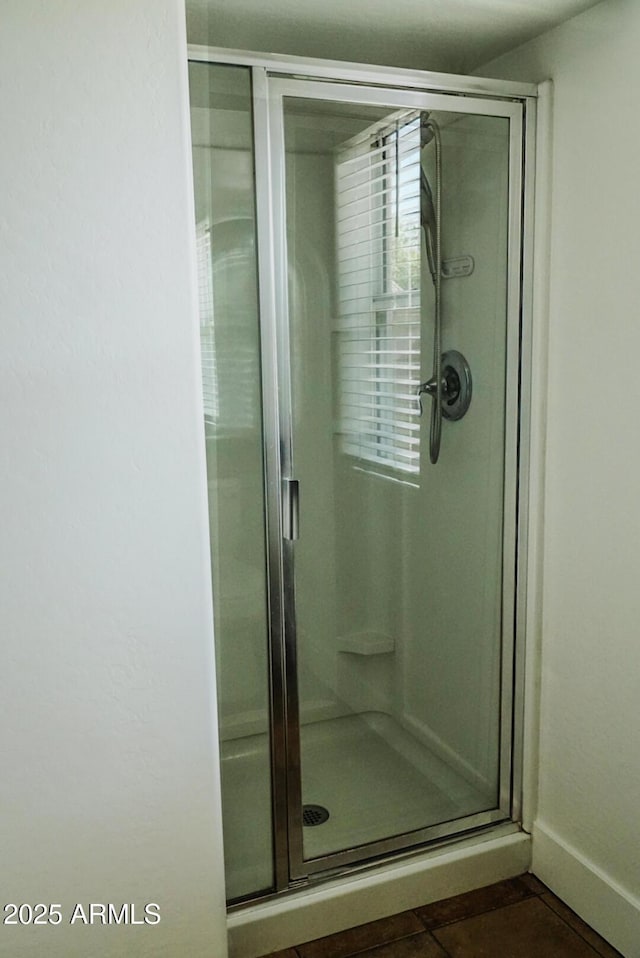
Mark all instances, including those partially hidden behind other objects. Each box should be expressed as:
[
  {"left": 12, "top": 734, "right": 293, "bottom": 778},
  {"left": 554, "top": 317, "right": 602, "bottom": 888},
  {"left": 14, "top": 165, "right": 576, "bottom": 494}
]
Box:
[{"left": 185, "top": 0, "right": 602, "bottom": 74}]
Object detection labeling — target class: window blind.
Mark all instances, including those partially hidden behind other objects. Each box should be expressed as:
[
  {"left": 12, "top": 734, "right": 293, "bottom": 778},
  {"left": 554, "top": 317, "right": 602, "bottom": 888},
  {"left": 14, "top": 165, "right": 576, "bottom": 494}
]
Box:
[
  {"left": 335, "top": 114, "right": 422, "bottom": 476},
  {"left": 196, "top": 221, "right": 219, "bottom": 424},
  {"left": 195, "top": 220, "right": 258, "bottom": 434}
]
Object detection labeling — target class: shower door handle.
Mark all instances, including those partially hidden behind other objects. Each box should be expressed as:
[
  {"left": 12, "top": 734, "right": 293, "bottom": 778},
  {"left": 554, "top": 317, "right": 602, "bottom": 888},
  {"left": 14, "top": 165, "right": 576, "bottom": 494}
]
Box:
[{"left": 282, "top": 478, "right": 299, "bottom": 541}]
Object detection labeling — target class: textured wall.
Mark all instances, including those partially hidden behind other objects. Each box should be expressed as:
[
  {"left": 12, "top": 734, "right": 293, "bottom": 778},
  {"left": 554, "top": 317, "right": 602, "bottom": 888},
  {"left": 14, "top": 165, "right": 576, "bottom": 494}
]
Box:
[{"left": 0, "top": 2, "right": 227, "bottom": 955}]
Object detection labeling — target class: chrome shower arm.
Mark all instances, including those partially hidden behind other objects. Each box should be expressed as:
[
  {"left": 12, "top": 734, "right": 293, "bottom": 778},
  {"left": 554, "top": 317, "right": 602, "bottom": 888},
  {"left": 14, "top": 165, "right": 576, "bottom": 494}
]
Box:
[
  {"left": 420, "top": 115, "right": 443, "bottom": 464},
  {"left": 421, "top": 168, "right": 437, "bottom": 284}
]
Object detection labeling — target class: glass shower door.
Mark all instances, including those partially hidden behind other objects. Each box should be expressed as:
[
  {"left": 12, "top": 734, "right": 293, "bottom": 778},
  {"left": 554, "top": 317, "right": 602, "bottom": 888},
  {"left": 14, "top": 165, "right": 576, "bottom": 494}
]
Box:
[
  {"left": 268, "top": 79, "right": 523, "bottom": 877},
  {"left": 189, "top": 61, "right": 274, "bottom": 901}
]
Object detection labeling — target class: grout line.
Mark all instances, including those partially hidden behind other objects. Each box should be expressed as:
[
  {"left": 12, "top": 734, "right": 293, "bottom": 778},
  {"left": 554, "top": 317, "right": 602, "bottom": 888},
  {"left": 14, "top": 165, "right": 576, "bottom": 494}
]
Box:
[
  {"left": 537, "top": 896, "right": 613, "bottom": 958},
  {"left": 410, "top": 909, "right": 428, "bottom": 933},
  {"left": 292, "top": 920, "right": 429, "bottom": 958},
  {"left": 427, "top": 928, "right": 454, "bottom": 958},
  {"left": 265, "top": 878, "right": 577, "bottom": 958},
  {"left": 347, "top": 929, "right": 455, "bottom": 958},
  {"left": 411, "top": 887, "right": 539, "bottom": 930},
  {"left": 521, "top": 874, "right": 550, "bottom": 897}
]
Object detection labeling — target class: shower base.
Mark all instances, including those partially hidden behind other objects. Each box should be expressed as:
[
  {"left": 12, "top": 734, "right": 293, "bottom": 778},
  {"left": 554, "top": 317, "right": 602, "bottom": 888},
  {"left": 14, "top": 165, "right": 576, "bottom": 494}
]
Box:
[{"left": 221, "top": 710, "right": 494, "bottom": 901}]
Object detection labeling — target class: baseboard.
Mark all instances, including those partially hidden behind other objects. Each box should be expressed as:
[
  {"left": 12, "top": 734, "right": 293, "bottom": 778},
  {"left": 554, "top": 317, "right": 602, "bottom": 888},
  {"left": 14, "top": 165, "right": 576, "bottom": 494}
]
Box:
[
  {"left": 533, "top": 821, "right": 640, "bottom": 958},
  {"left": 228, "top": 826, "right": 530, "bottom": 958}
]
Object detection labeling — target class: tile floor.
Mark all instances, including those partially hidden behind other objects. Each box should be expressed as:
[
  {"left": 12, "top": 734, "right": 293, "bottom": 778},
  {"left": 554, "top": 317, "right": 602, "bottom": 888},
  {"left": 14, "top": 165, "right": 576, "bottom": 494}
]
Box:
[{"left": 259, "top": 875, "right": 622, "bottom": 958}]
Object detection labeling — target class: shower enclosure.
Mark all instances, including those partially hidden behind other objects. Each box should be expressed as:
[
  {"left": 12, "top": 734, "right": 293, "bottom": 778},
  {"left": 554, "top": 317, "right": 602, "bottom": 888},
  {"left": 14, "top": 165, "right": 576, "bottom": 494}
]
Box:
[{"left": 188, "top": 50, "right": 535, "bottom": 904}]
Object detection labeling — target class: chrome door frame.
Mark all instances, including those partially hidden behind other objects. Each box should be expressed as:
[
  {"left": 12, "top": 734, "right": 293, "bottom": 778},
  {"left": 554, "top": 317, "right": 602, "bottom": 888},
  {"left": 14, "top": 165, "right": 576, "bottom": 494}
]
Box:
[
  {"left": 188, "top": 44, "right": 536, "bottom": 99},
  {"left": 259, "top": 71, "right": 529, "bottom": 884},
  {"left": 188, "top": 45, "right": 537, "bottom": 897}
]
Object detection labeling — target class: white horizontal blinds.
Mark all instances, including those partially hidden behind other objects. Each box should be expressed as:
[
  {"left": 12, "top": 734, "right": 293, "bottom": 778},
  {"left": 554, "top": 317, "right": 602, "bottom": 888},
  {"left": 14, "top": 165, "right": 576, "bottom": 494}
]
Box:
[
  {"left": 336, "top": 114, "right": 422, "bottom": 474},
  {"left": 196, "top": 221, "right": 219, "bottom": 424}
]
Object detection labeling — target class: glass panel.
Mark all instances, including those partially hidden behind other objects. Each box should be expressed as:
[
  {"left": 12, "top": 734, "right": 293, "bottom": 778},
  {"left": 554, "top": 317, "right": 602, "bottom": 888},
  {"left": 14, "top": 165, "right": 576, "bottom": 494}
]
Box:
[
  {"left": 283, "top": 97, "right": 510, "bottom": 861},
  {"left": 189, "top": 62, "right": 273, "bottom": 899}
]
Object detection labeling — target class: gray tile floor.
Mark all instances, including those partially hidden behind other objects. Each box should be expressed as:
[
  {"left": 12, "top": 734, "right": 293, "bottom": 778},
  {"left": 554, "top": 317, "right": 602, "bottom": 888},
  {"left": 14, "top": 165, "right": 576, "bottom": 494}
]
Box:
[{"left": 260, "top": 875, "right": 622, "bottom": 958}]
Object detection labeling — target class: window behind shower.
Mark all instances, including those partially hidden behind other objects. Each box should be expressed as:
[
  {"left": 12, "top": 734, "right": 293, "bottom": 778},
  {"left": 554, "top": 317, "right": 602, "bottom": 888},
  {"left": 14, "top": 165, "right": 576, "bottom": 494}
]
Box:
[{"left": 336, "top": 113, "right": 422, "bottom": 478}]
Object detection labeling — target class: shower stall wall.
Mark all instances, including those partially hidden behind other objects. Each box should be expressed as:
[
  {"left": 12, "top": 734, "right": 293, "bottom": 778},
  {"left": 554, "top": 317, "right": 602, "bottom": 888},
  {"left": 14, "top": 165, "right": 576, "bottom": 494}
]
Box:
[{"left": 188, "top": 50, "right": 536, "bottom": 906}]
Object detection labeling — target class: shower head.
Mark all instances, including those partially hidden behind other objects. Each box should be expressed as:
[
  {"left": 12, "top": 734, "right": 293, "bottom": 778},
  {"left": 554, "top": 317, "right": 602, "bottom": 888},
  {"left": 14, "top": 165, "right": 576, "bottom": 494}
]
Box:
[
  {"left": 420, "top": 113, "right": 440, "bottom": 284},
  {"left": 421, "top": 113, "right": 435, "bottom": 148},
  {"left": 421, "top": 168, "right": 436, "bottom": 231},
  {"left": 421, "top": 168, "right": 437, "bottom": 283}
]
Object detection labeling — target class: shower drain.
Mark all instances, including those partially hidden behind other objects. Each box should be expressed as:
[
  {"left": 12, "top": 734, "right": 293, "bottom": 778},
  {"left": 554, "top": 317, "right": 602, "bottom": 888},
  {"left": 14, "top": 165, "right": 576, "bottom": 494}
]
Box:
[{"left": 302, "top": 804, "right": 330, "bottom": 826}]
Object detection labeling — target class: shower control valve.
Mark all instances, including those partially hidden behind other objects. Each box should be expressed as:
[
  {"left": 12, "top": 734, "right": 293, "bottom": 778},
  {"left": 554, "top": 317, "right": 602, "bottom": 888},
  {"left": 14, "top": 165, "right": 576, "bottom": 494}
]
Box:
[{"left": 417, "top": 350, "right": 472, "bottom": 422}]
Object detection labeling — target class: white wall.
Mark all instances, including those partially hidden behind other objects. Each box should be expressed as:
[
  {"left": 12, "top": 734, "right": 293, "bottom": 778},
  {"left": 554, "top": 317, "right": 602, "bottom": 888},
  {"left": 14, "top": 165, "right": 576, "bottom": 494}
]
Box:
[
  {"left": 0, "top": 3, "right": 227, "bottom": 956},
  {"left": 286, "top": 146, "right": 340, "bottom": 720},
  {"left": 482, "top": 2, "right": 640, "bottom": 954},
  {"left": 400, "top": 114, "right": 510, "bottom": 794}
]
